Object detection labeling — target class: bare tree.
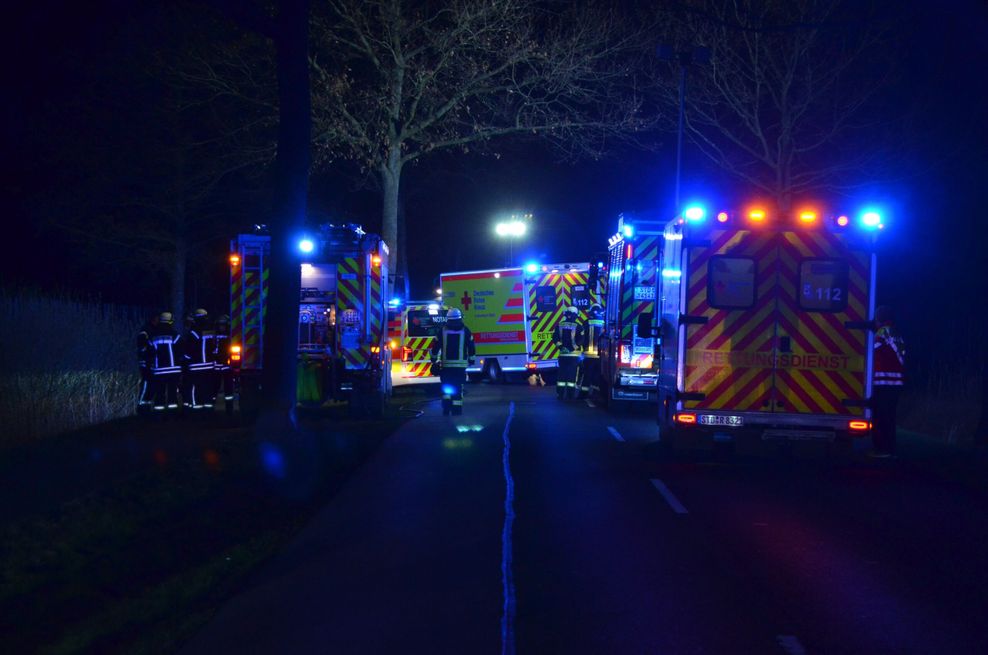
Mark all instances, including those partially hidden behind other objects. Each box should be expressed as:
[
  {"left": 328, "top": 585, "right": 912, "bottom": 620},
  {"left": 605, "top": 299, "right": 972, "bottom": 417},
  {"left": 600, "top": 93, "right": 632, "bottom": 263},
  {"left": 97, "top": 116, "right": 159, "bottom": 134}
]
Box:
[
  {"left": 310, "top": 0, "right": 654, "bottom": 266},
  {"left": 656, "top": 0, "right": 899, "bottom": 208}
]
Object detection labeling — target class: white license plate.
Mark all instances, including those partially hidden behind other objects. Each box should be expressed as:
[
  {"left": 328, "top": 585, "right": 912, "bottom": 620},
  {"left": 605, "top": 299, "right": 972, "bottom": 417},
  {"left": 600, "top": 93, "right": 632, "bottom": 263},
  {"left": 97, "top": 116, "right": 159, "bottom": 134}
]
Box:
[{"left": 699, "top": 414, "right": 743, "bottom": 427}]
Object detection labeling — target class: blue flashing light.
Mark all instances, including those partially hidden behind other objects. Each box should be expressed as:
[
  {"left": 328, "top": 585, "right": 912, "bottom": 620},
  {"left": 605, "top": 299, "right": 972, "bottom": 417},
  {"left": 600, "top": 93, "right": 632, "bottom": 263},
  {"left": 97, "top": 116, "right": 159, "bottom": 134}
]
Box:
[
  {"left": 388, "top": 297, "right": 402, "bottom": 306},
  {"left": 525, "top": 262, "right": 539, "bottom": 274},
  {"left": 258, "top": 442, "right": 286, "bottom": 479},
  {"left": 597, "top": 261, "right": 604, "bottom": 268},
  {"left": 684, "top": 205, "right": 706, "bottom": 222},
  {"left": 298, "top": 237, "right": 315, "bottom": 254},
  {"left": 861, "top": 210, "right": 882, "bottom": 229},
  {"left": 661, "top": 268, "right": 682, "bottom": 279},
  {"left": 442, "top": 384, "right": 456, "bottom": 396},
  {"left": 622, "top": 224, "right": 635, "bottom": 238}
]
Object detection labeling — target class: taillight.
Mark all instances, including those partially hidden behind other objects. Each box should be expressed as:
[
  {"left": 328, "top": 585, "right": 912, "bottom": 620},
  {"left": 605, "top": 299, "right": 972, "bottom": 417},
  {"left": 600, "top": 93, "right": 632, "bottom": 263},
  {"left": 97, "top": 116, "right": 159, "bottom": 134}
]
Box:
[
  {"left": 525, "top": 362, "right": 537, "bottom": 371},
  {"left": 402, "top": 347, "right": 411, "bottom": 362},
  {"left": 848, "top": 420, "right": 871, "bottom": 433},
  {"left": 674, "top": 412, "right": 697, "bottom": 425}
]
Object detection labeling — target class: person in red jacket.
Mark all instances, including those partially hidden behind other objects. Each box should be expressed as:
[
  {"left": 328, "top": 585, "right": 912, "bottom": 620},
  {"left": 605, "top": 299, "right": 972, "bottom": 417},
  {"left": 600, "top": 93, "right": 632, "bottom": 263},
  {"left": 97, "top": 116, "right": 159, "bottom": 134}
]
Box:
[{"left": 872, "top": 305, "right": 905, "bottom": 457}]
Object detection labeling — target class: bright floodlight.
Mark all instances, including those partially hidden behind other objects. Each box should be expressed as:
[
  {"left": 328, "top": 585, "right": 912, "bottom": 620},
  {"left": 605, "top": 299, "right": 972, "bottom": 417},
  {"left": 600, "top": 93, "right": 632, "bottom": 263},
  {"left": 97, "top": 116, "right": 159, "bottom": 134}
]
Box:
[
  {"left": 495, "top": 219, "right": 527, "bottom": 238},
  {"left": 525, "top": 262, "right": 538, "bottom": 273},
  {"left": 298, "top": 238, "right": 315, "bottom": 253}
]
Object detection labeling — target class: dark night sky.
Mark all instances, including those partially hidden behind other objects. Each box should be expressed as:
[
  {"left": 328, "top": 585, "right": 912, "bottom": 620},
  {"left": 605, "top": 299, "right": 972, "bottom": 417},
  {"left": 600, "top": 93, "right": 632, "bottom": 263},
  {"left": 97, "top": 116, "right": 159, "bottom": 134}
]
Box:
[{"left": 2, "top": 0, "right": 987, "bottom": 358}]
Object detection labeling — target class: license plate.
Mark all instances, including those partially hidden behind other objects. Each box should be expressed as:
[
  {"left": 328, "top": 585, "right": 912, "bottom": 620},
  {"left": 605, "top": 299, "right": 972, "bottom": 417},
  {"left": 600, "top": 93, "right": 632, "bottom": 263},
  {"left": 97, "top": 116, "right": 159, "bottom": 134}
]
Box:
[
  {"left": 762, "top": 429, "right": 835, "bottom": 441},
  {"left": 699, "top": 414, "right": 743, "bottom": 427}
]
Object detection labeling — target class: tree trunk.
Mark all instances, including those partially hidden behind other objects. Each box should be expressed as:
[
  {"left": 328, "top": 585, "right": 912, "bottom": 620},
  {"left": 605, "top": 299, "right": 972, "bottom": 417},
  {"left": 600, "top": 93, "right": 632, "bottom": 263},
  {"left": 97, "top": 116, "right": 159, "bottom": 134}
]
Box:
[
  {"left": 397, "top": 191, "right": 410, "bottom": 301},
  {"left": 380, "top": 145, "right": 402, "bottom": 266},
  {"left": 170, "top": 245, "right": 186, "bottom": 325},
  {"left": 262, "top": 0, "right": 311, "bottom": 422}
]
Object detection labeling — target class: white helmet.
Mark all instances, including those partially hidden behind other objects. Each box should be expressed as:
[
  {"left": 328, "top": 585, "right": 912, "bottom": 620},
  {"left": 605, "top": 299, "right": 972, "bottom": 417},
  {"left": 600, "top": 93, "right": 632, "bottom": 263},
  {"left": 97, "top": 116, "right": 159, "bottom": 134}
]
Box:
[
  {"left": 564, "top": 306, "right": 578, "bottom": 316},
  {"left": 447, "top": 308, "right": 463, "bottom": 320}
]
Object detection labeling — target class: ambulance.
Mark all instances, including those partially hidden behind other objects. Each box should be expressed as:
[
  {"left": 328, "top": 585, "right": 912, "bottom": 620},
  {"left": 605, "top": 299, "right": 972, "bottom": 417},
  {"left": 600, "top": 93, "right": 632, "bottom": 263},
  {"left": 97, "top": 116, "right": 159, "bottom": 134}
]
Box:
[
  {"left": 388, "top": 299, "right": 444, "bottom": 379},
  {"left": 439, "top": 263, "right": 599, "bottom": 381},
  {"left": 637, "top": 203, "right": 882, "bottom": 447}
]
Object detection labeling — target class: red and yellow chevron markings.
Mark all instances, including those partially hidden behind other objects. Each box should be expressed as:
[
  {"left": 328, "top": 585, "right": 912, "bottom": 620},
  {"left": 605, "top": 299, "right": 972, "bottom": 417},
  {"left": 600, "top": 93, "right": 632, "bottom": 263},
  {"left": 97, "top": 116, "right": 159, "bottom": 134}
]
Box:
[
  {"left": 682, "top": 229, "right": 868, "bottom": 416},
  {"left": 528, "top": 271, "right": 592, "bottom": 361},
  {"left": 403, "top": 336, "right": 435, "bottom": 377},
  {"left": 621, "top": 236, "right": 660, "bottom": 340}
]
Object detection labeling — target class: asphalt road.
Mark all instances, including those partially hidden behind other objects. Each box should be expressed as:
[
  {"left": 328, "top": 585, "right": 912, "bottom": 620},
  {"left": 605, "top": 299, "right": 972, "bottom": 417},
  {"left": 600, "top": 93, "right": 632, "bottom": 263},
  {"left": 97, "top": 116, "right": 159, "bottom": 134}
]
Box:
[{"left": 182, "top": 384, "right": 988, "bottom": 654}]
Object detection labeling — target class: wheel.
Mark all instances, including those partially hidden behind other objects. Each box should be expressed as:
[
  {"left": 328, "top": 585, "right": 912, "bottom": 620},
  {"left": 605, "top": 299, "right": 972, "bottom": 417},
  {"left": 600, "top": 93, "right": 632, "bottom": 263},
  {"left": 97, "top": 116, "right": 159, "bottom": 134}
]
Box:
[{"left": 484, "top": 360, "right": 504, "bottom": 384}]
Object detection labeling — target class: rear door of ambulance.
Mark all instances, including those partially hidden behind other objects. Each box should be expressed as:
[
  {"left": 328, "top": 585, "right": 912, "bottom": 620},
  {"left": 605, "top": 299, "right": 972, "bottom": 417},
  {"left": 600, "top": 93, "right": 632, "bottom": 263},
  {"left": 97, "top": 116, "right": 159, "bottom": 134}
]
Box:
[
  {"left": 527, "top": 265, "right": 595, "bottom": 367},
  {"left": 440, "top": 269, "right": 528, "bottom": 373},
  {"left": 680, "top": 228, "right": 870, "bottom": 425},
  {"left": 402, "top": 304, "right": 440, "bottom": 378}
]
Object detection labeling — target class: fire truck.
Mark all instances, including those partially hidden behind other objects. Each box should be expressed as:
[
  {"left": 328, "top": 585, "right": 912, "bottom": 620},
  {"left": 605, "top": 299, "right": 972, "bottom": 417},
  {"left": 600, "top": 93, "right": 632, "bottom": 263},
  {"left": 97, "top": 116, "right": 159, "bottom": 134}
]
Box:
[
  {"left": 599, "top": 215, "right": 664, "bottom": 404},
  {"left": 439, "top": 263, "right": 599, "bottom": 381},
  {"left": 228, "top": 224, "right": 393, "bottom": 415},
  {"left": 631, "top": 203, "right": 882, "bottom": 447}
]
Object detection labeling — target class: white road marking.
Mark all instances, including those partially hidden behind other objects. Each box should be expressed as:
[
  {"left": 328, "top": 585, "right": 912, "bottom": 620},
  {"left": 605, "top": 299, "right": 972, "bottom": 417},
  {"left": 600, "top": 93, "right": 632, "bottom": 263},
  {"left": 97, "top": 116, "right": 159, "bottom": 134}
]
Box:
[
  {"left": 650, "top": 478, "right": 689, "bottom": 514},
  {"left": 777, "top": 634, "right": 808, "bottom": 655},
  {"left": 607, "top": 426, "right": 625, "bottom": 442},
  {"left": 500, "top": 402, "right": 517, "bottom": 655}
]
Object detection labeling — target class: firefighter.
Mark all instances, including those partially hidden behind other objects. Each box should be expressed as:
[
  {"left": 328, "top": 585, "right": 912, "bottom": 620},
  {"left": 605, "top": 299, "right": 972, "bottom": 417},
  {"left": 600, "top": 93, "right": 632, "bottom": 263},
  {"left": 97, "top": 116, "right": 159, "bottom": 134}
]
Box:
[
  {"left": 183, "top": 308, "right": 218, "bottom": 411},
  {"left": 553, "top": 306, "right": 581, "bottom": 400},
  {"left": 577, "top": 303, "right": 605, "bottom": 405},
  {"left": 213, "top": 314, "right": 235, "bottom": 413},
  {"left": 430, "top": 308, "right": 476, "bottom": 416},
  {"left": 136, "top": 313, "right": 158, "bottom": 413},
  {"left": 871, "top": 305, "right": 905, "bottom": 457},
  {"left": 148, "top": 312, "right": 182, "bottom": 413}
]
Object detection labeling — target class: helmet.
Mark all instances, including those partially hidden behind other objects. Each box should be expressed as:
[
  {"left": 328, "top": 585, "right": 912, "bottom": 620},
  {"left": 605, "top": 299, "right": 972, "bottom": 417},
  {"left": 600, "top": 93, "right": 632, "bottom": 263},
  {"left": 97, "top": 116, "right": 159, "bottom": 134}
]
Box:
[
  {"left": 564, "top": 306, "right": 578, "bottom": 316},
  {"left": 158, "top": 312, "right": 174, "bottom": 324},
  {"left": 216, "top": 314, "right": 230, "bottom": 324},
  {"left": 194, "top": 308, "right": 208, "bottom": 318},
  {"left": 590, "top": 303, "right": 603, "bottom": 314},
  {"left": 447, "top": 308, "right": 463, "bottom": 320}
]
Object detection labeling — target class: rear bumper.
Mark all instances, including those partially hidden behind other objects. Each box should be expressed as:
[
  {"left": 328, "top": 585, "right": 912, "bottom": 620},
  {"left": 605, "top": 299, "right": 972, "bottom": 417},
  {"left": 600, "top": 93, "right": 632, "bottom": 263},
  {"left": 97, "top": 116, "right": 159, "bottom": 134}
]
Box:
[{"left": 672, "top": 409, "right": 870, "bottom": 441}]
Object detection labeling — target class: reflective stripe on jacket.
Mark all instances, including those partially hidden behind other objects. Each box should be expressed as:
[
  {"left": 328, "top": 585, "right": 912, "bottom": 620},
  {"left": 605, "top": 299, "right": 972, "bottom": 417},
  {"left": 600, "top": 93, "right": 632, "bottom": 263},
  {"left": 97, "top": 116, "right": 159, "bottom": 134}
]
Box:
[
  {"left": 149, "top": 328, "right": 182, "bottom": 374},
  {"left": 431, "top": 326, "right": 476, "bottom": 368},
  {"left": 873, "top": 324, "right": 905, "bottom": 386}
]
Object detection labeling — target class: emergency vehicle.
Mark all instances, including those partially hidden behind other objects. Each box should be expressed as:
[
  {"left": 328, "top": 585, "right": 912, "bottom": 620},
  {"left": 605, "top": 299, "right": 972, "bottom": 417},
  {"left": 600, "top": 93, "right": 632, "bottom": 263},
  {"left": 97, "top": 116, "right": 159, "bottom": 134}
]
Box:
[
  {"left": 635, "top": 204, "right": 882, "bottom": 446},
  {"left": 388, "top": 300, "right": 443, "bottom": 379},
  {"left": 599, "top": 215, "right": 663, "bottom": 404},
  {"left": 439, "top": 263, "right": 599, "bottom": 381},
  {"left": 228, "top": 224, "right": 393, "bottom": 414}
]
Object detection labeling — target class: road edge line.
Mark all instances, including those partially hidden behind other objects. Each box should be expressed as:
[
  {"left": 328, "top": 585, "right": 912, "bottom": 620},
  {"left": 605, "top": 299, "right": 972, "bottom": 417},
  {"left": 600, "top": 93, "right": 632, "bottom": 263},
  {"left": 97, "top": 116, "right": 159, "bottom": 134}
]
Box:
[{"left": 607, "top": 426, "right": 625, "bottom": 442}]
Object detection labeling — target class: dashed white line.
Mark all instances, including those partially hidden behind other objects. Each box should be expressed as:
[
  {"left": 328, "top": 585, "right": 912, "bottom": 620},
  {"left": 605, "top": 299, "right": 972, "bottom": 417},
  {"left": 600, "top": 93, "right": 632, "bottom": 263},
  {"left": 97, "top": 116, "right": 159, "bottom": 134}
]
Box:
[
  {"left": 607, "top": 426, "right": 625, "bottom": 442},
  {"left": 777, "top": 634, "right": 808, "bottom": 655},
  {"left": 650, "top": 478, "right": 689, "bottom": 514}
]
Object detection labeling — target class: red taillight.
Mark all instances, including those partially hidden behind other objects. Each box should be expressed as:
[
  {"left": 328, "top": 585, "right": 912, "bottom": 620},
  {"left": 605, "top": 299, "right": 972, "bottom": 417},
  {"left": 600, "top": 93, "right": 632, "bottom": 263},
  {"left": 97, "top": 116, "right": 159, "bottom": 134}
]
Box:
[
  {"left": 525, "top": 362, "right": 537, "bottom": 371},
  {"left": 674, "top": 412, "right": 697, "bottom": 425},
  {"left": 402, "top": 347, "right": 411, "bottom": 362},
  {"left": 848, "top": 420, "right": 871, "bottom": 432}
]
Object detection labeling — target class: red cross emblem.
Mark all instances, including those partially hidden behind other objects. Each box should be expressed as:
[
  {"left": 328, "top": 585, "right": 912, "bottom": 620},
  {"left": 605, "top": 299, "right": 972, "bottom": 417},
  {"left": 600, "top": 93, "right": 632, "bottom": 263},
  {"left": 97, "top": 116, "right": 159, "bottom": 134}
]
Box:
[{"left": 460, "top": 292, "right": 472, "bottom": 310}]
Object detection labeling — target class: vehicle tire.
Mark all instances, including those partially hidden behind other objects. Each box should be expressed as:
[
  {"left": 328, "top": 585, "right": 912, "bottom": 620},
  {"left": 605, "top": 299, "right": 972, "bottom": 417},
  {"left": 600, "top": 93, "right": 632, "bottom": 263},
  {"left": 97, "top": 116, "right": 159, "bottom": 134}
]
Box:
[{"left": 485, "top": 360, "right": 504, "bottom": 384}]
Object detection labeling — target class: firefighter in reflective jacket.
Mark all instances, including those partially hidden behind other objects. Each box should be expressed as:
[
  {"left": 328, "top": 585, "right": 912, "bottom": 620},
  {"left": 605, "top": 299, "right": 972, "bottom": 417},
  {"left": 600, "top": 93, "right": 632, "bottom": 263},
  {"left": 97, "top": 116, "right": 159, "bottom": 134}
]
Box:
[
  {"left": 148, "top": 312, "right": 182, "bottom": 412},
  {"left": 183, "top": 308, "right": 218, "bottom": 411},
  {"left": 553, "top": 306, "right": 581, "bottom": 400},
  {"left": 431, "top": 308, "right": 476, "bottom": 416},
  {"left": 213, "top": 314, "right": 235, "bottom": 413},
  {"left": 136, "top": 313, "right": 158, "bottom": 412},
  {"left": 871, "top": 305, "right": 905, "bottom": 457},
  {"left": 577, "top": 303, "right": 605, "bottom": 402}
]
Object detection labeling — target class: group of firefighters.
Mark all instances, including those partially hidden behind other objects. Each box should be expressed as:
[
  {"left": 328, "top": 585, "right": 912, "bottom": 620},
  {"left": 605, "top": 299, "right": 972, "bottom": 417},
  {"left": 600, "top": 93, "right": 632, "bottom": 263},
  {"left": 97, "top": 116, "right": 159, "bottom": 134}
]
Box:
[
  {"left": 427, "top": 303, "right": 609, "bottom": 415},
  {"left": 137, "top": 309, "right": 234, "bottom": 415}
]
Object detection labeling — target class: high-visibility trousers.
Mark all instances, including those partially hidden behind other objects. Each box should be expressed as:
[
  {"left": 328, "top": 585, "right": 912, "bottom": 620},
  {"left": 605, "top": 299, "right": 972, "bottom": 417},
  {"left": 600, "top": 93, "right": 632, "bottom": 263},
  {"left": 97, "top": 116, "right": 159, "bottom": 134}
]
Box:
[
  {"left": 440, "top": 366, "right": 467, "bottom": 415},
  {"left": 557, "top": 354, "right": 580, "bottom": 398},
  {"left": 186, "top": 369, "right": 217, "bottom": 409},
  {"left": 577, "top": 355, "right": 600, "bottom": 398},
  {"left": 138, "top": 365, "right": 153, "bottom": 409}
]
